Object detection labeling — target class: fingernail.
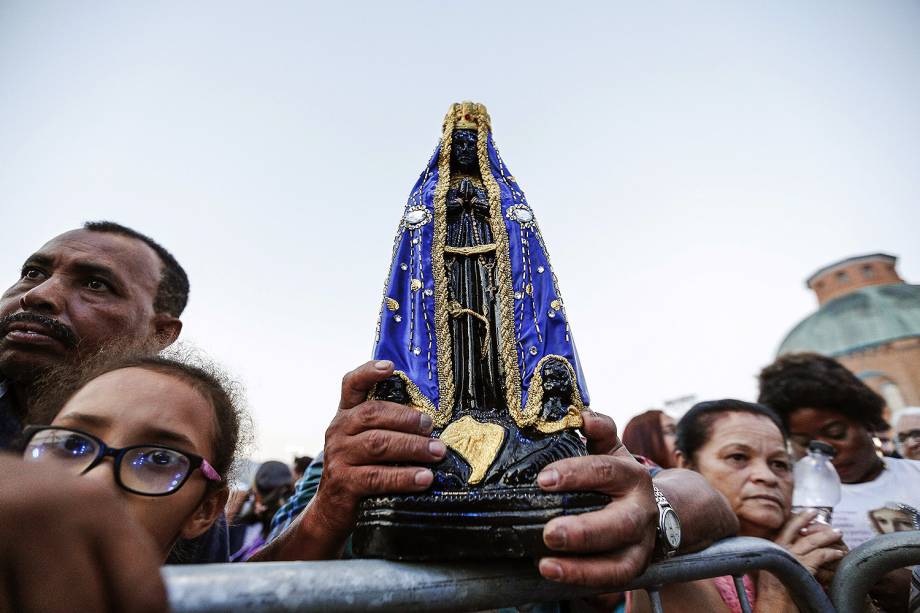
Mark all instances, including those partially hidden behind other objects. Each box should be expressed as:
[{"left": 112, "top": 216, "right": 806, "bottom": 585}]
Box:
[
  {"left": 375, "top": 360, "right": 393, "bottom": 370},
  {"left": 545, "top": 526, "right": 567, "bottom": 549},
  {"left": 428, "top": 440, "right": 446, "bottom": 457},
  {"left": 833, "top": 528, "right": 842, "bottom": 534},
  {"left": 538, "top": 468, "right": 559, "bottom": 488},
  {"left": 799, "top": 527, "right": 809, "bottom": 535},
  {"left": 539, "top": 560, "right": 564, "bottom": 581},
  {"left": 419, "top": 414, "right": 433, "bottom": 434},
  {"left": 414, "top": 469, "right": 433, "bottom": 486}
]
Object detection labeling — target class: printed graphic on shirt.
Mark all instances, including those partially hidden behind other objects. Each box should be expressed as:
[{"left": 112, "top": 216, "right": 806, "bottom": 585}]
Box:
[
  {"left": 834, "top": 458, "right": 920, "bottom": 549},
  {"left": 868, "top": 505, "right": 916, "bottom": 535}
]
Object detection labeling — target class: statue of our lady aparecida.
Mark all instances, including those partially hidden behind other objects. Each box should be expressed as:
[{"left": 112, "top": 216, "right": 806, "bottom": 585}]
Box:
[{"left": 352, "top": 102, "right": 608, "bottom": 560}]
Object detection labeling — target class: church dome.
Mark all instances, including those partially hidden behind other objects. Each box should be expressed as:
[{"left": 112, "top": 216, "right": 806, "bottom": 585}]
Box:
[{"left": 778, "top": 283, "right": 920, "bottom": 357}]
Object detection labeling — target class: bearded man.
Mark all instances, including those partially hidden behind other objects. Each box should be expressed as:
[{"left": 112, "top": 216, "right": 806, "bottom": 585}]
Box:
[{"left": 0, "top": 221, "right": 188, "bottom": 613}]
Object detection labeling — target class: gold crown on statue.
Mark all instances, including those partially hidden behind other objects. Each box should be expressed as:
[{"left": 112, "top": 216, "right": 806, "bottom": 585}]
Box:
[{"left": 444, "top": 101, "right": 491, "bottom": 132}]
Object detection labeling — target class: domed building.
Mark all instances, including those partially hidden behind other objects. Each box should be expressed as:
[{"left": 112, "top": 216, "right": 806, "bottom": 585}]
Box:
[{"left": 778, "top": 253, "right": 920, "bottom": 413}]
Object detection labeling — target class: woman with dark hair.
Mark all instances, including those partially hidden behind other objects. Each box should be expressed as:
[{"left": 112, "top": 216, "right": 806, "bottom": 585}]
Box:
[
  {"left": 21, "top": 353, "right": 248, "bottom": 561},
  {"left": 759, "top": 353, "right": 920, "bottom": 546},
  {"left": 760, "top": 352, "right": 920, "bottom": 610},
  {"left": 630, "top": 399, "right": 845, "bottom": 613},
  {"left": 622, "top": 409, "right": 677, "bottom": 468}
]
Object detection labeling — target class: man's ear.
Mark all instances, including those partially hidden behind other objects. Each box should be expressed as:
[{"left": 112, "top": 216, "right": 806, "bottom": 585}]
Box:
[
  {"left": 180, "top": 488, "right": 228, "bottom": 541},
  {"left": 152, "top": 314, "right": 182, "bottom": 349}
]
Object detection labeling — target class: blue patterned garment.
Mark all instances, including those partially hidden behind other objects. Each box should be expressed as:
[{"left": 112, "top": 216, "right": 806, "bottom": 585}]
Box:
[{"left": 267, "top": 452, "right": 325, "bottom": 544}]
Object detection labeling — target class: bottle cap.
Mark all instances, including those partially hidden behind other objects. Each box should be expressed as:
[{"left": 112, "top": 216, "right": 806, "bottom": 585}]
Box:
[{"left": 807, "top": 440, "right": 836, "bottom": 457}]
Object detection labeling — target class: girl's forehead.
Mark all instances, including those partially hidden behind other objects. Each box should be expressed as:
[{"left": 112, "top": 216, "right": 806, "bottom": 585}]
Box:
[
  {"left": 68, "top": 368, "right": 191, "bottom": 406},
  {"left": 58, "top": 367, "right": 215, "bottom": 448}
]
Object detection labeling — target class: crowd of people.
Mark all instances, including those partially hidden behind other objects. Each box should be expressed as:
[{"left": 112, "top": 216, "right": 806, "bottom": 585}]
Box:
[
  {"left": 0, "top": 221, "right": 917, "bottom": 612},
  {"left": 622, "top": 356, "right": 920, "bottom": 612}
]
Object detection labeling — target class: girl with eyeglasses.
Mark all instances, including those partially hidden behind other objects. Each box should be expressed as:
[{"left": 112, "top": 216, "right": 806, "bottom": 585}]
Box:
[{"left": 21, "top": 353, "right": 247, "bottom": 560}]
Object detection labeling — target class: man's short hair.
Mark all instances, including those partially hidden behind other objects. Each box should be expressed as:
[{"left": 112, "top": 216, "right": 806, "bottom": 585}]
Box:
[
  {"left": 894, "top": 407, "right": 920, "bottom": 431},
  {"left": 757, "top": 352, "right": 888, "bottom": 431},
  {"left": 83, "top": 221, "right": 189, "bottom": 317},
  {"left": 293, "top": 455, "right": 313, "bottom": 475}
]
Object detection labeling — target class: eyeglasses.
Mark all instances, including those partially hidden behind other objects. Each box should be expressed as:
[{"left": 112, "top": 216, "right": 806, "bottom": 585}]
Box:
[
  {"left": 21, "top": 426, "right": 221, "bottom": 496},
  {"left": 897, "top": 429, "right": 920, "bottom": 444}
]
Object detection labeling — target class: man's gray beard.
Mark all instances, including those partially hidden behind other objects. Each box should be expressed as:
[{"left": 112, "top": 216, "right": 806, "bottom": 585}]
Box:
[{"left": 23, "top": 335, "right": 164, "bottom": 426}]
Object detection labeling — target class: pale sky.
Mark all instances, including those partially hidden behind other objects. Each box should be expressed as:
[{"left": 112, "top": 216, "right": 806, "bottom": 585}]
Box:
[{"left": 1, "top": 1, "right": 918, "bottom": 461}]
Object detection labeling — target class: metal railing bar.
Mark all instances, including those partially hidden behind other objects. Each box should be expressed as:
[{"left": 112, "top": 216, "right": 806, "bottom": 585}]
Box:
[
  {"left": 648, "top": 588, "right": 664, "bottom": 613},
  {"left": 624, "top": 538, "right": 833, "bottom": 613},
  {"left": 733, "top": 575, "right": 752, "bottom": 613},
  {"left": 163, "top": 537, "right": 834, "bottom": 613},
  {"left": 829, "top": 531, "right": 920, "bottom": 613},
  {"left": 165, "top": 558, "right": 599, "bottom": 613}
]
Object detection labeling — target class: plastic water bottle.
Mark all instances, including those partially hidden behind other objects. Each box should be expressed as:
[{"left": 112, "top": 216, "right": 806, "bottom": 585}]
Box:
[{"left": 792, "top": 440, "right": 842, "bottom": 524}]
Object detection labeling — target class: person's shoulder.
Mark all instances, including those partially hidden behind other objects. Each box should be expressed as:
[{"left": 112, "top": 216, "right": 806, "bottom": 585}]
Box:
[{"left": 885, "top": 456, "right": 920, "bottom": 474}]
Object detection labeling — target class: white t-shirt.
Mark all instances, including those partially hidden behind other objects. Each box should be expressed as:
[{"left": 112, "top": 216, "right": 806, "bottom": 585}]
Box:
[{"left": 833, "top": 457, "right": 920, "bottom": 549}]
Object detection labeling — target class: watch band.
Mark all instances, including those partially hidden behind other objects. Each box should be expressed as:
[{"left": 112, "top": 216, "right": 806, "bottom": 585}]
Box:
[
  {"left": 653, "top": 484, "right": 681, "bottom": 560},
  {"left": 653, "top": 484, "right": 670, "bottom": 509}
]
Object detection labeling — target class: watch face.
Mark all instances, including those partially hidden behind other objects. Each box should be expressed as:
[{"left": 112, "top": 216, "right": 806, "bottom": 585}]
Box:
[{"left": 663, "top": 509, "right": 681, "bottom": 548}]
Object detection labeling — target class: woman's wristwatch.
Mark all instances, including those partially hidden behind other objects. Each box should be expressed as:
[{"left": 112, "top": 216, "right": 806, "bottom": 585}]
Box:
[{"left": 654, "top": 484, "right": 682, "bottom": 559}]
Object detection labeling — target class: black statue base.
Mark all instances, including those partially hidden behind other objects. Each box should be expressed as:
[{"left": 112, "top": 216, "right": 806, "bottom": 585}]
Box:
[
  {"left": 362, "top": 363, "right": 607, "bottom": 560},
  {"left": 352, "top": 487, "right": 609, "bottom": 560}
]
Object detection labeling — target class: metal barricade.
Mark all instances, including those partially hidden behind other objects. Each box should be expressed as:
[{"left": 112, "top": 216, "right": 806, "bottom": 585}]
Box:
[
  {"left": 164, "top": 536, "right": 834, "bottom": 613},
  {"left": 830, "top": 531, "right": 920, "bottom": 613}
]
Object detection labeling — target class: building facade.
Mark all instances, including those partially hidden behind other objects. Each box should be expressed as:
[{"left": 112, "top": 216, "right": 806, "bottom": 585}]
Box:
[{"left": 778, "top": 253, "right": 920, "bottom": 414}]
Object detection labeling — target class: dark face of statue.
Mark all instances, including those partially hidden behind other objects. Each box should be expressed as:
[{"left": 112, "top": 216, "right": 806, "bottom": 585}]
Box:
[
  {"left": 451, "top": 129, "right": 478, "bottom": 173},
  {"left": 541, "top": 361, "right": 573, "bottom": 400},
  {"left": 374, "top": 374, "right": 410, "bottom": 405}
]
